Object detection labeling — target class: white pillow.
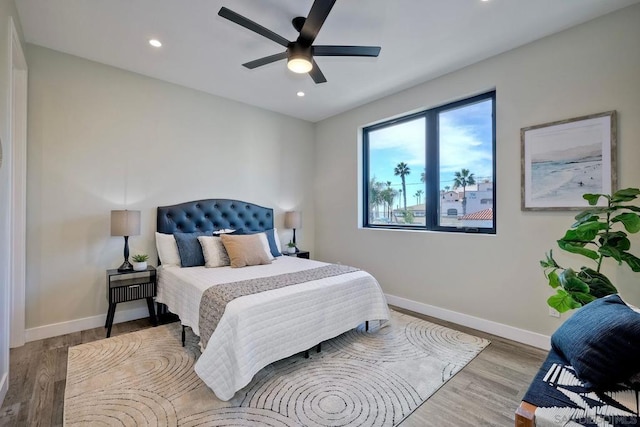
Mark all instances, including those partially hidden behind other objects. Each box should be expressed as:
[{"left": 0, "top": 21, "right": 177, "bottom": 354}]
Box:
[
  {"left": 256, "top": 232, "right": 275, "bottom": 260},
  {"left": 155, "top": 232, "right": 181, "bottom": 267},
  {"left": 198, "top": 236, "right": 230, "bottom": 268}
]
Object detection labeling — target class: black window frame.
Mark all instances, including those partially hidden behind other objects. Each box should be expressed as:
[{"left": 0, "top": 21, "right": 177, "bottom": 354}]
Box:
[{"left": 362, "top": 91, "right": 496, "bottom": 234}]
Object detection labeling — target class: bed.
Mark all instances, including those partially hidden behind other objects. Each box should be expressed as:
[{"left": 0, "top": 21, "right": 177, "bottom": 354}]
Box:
[{"left": 154, "top": 199, "right": 390, "bottom": 401}]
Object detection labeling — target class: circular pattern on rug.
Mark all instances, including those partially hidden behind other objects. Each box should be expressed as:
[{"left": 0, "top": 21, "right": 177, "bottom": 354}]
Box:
[
  {"left": 404, "top": 321, "right": 489, "bottom": 362},
  {"left": 65, "top": 389, "right": 177, "bottom": 426},
  {"left": 180, "top": 407, "right": 299, "bottom": 427},
  {"left": 323, "top": 321, "right": 424, "bottom": 363},
  {"left": 242, "top": 359, "right": 421, "bottom": 426},
  {"left": 67, "top": 333, "right": 143, "bottom": 385}
]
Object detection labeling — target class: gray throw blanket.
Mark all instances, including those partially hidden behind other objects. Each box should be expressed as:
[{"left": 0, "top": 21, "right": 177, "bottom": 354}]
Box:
[{"left": 199, "top": 264, "right": 359, "bottom": 348}]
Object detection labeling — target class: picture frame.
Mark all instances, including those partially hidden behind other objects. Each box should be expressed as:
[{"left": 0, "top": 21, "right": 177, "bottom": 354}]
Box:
[{"left": 521, "top": 111, "right": 617, "bottom": 211}]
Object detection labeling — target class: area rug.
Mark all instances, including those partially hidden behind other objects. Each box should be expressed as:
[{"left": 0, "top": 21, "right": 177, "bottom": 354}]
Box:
[{"left": 64, "top": 311, "right": 489, "bottom": 426}]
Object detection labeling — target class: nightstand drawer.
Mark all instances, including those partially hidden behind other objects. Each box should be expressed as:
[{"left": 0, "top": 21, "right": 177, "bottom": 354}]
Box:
[{"left": 109, "top": 280, "right": 155, "bottom": 303}]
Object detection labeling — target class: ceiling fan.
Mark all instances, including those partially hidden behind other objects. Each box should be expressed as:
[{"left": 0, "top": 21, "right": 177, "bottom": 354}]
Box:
[{"left": 218, "top": 0, "right": 381, "bottom": 84}]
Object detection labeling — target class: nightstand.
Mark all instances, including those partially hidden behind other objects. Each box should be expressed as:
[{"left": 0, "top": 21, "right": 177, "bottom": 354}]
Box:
[
  {"left": 283, "top": 250, "right": 310, "bottom": 259},
  {"left": 105, "top": 266, "right": 157, "bottom": 338}
]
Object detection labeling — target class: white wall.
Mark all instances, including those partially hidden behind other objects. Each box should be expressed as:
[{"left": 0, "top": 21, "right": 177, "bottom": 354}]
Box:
[
  {"left": 314, "top": 5, "right": 640, "bottom": 341},
  {"left": 25, "top": 45, "right": 315, "bottom": 336},
  {"left": 0, "top": 0, "right": 23, "bottom": 406}
]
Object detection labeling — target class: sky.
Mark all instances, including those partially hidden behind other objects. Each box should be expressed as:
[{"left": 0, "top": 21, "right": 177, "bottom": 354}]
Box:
[{"left": 368, "top": 99, "right": 493, "bottom": 199}]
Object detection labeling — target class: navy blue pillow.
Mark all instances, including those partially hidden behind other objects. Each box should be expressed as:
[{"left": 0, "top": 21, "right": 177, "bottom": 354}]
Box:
[
  {"left": 227, "top": 228, "right": 281, "bottom": 257},
  {"left": 551, "top": 294, "right": 640, "bottom": 389},
  {"left": 174, "top": 231, "right": 208, "bottom": 267}
]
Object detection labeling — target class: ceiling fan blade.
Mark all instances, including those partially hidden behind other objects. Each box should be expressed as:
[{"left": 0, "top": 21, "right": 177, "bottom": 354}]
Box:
[
  {"left": 313, "top": 45, "right": 381, "bottom": 57},
  {"left": 218, "top": 7, "right": 290, "bottom": 48},
  {"left": 242, "top": 52, "right": 288, "bottom": 69},
  {"left": 309, "top": 59, "right": 327, "bottom": 84},
  {"left": 298, "top": 0, "right": 337, "bottom": 46}
]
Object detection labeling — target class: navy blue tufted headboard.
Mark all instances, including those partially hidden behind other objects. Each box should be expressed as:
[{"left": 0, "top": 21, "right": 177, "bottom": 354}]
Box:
[{"left": 156, "top": 199, "right": 274, "bottom": 235}]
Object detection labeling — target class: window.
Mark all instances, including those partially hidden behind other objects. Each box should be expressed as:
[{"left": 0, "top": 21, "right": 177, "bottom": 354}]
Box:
[{"left": 363, "top": 91, "right": 496, "bottom": 233}]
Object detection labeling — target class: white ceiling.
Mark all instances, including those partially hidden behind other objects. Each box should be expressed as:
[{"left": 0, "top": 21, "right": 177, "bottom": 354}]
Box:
[{"left": 16, "top": 0, "right": 640, "bottom": 122}]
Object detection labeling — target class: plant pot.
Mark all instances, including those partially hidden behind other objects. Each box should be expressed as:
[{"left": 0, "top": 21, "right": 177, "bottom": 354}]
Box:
[
  {"left": 287, "top": 247, "right": 296, "bottom": 254},
  {"left": 132, "top": 261, "right": 147, "bottom": 271}
]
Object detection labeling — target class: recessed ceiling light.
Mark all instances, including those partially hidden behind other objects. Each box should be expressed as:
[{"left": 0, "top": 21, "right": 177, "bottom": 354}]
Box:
[
  {"left": 149, "top": 39, "right": 162, "bottom": 48},
  {"left": 297, "top": 91, "right": 305, "bottom": 97}
]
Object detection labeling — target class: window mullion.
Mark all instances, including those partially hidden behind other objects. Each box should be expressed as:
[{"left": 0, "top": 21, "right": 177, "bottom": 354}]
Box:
[{"left": 425, "top": 111, "right": 438, "bottom": 229}]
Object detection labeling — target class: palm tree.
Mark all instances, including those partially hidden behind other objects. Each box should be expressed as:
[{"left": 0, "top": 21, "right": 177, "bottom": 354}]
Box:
[
  {"left": 368, "top": 177, "right": 384, "bottom": 221},
  {"left": 453, "top": 168, "right": 476, "bottom": 215},
  {"left": 394, "top": 162, "right": 411, "bottom": 210},
  {"left": 420, "top": 169, "right": 426, "bottom": 183},
  {"left": 414, "top": 189, "right": 423, "bottom": 204}
]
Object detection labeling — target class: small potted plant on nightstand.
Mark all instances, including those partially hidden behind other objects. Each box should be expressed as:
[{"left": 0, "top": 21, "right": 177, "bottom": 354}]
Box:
[
  {"left": 132, "top": 254, "right": 149, "bottom": 271},
  {"left": 286, "top": 241, "right": 297, "bottom": 254}
]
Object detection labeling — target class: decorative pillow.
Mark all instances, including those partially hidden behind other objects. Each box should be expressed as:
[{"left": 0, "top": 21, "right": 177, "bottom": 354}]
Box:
[
  {"left": 197, "top": 236, "right": 230, "bottom": 268},
  {"left": 264, "top": 229, "right": 282, "bottom": 257},
  {"left": 551, "top": 294, "right": 640, "bottom": 389},
  {"left": 220, "top": 234, "right": 272, "bottom": 268},
  {"left": 155, "top": 232, "right": 181, "bottom": 267},
  {"left": 227, "top": 228, "right": 280, "bottom": 258},
  {"left": 174, "top": 231, "right": 208, "bottom": 267},
  {"left": 273, "top": 228, "right": 282, "bottom": 253}
]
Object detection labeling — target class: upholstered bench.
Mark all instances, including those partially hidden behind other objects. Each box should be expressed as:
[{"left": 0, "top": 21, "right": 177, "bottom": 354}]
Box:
[{"left": 515, "top": 295, "right": 640, "bottom": 427}]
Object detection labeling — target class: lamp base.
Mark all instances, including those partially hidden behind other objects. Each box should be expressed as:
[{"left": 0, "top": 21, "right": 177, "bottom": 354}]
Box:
[{"left": 117, "top": 260, "right": 133, "bottom": 272}]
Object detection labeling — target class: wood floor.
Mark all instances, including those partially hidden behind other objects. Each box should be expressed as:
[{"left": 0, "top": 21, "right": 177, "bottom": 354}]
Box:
[{"left": 0, "top": 307, "right": 547, "bottom": 427}]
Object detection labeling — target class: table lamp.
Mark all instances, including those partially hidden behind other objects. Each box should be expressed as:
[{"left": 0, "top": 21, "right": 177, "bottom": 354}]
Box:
[
  {"left": 111, "top": 210, "right": 141, "bottom": 272},
  {"left": 284, "top": 211, "right": 301, "bottom": 250}
]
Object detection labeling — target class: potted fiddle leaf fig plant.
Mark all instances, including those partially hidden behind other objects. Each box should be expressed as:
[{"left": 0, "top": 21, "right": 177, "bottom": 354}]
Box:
[{"left": 540, "top": 188, "right": 640, "bottom": 313}]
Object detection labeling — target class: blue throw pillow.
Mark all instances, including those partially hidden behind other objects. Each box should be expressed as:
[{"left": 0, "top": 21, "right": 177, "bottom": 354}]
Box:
[
  {"left": 227, "top": 228, "right": 281, "bottom": 257},
  {"left": 174, "top": 231, "right": 208, "bottom": 267},
  {"left": 551, "top": 294, "right": 640, "bottom": 389}
]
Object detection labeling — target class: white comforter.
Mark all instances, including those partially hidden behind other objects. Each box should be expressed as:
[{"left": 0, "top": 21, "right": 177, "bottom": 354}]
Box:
[{"left": 156, "top": 256, "right": 390, "bottom": 401}]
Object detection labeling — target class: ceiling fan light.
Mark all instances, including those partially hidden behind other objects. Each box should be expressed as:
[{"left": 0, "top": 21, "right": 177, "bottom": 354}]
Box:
[
  {"left": 287, "top": 44, "right": 313, "bottom": 74},
  {"left": 287, "top": 57, "right": 312, "bottom": 73}
]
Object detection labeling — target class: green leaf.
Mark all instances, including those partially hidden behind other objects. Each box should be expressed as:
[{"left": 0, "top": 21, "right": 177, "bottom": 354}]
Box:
[
  {"left": 547, "top": 289, "right": 582, "bottom": 313},
  {"left": 578, "top": 267, "right": 618, "bottom": 297},
  {"left": 612, "top": 213, "right": 640, "bottom": 233},
  {"left": 572, "top": 208, "right": 611, "bottom": 226},
  {"left": 558, "top": 240, "right": 599, "bottom": 259},
  {"left": 583, "top": 193, "right": 605, "bottom": 205},
  {"left": 559, "top": 269, "right": 590, "bottom": 293},
  {"left": 611, "top": 188, "right": 640, "bottom": 203},
  {"left": 599, "top": 245, "right": 623, "bottom": 263},
  {"left": 620, "top": 252, "right": 640, "bottom": 272},
  {"left": 571, "top": 292, "right": 597, "bottom": 305},
  {"left": 620, "top": 205, "right": 640, "bottom": 213},
  {"left": 559, "top": 229, "right": 584, "bottom": 243},
  {"left": 548, "top": 270, "right": 560, "bottom": 288},
  {"left": 574, "top": 221, "right": 607, "bottom": 240},
  {"left": 540, "top": 250, "right": 560, "bottom": 269},
  {"left": 605, "top": 234, "right": 631, "bottom": 252}
]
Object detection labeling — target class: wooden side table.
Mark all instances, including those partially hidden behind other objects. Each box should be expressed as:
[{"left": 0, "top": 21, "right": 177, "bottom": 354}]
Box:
[
  {"left": 283, "top": 250, "right": 310, "bottom": 259},
  {"left": 105, "top": 266, "right": 157, "bottom": 338}
]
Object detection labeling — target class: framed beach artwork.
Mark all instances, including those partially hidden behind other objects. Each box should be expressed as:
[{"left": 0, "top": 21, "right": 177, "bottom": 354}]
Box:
[{"left": 521, "top": 111, "right": 617, "bottom": 211}]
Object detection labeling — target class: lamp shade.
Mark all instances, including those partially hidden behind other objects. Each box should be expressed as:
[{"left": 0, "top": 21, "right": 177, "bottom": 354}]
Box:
[
  {"left": 110, "top": 210, "right": 141, "bottom": 237},
  {"left": 284, "top": 211, "right": 301, "bottom": 229}
]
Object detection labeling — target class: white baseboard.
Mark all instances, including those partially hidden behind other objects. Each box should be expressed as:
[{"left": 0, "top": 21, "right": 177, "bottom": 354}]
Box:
[
  {"left": 0, "top": 371, "right": 7, "bottom": 408},
  {"left": 24, "top": 307, "right": 150, "bottom": 343},
  {"left": 385, "top": 294, "right": 551, "bottom": 350}
]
